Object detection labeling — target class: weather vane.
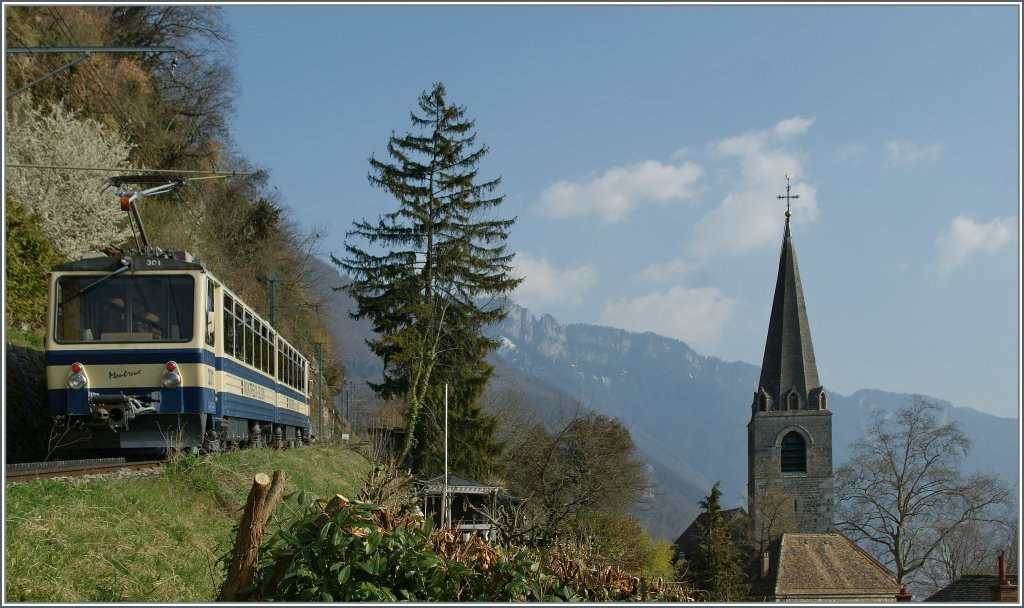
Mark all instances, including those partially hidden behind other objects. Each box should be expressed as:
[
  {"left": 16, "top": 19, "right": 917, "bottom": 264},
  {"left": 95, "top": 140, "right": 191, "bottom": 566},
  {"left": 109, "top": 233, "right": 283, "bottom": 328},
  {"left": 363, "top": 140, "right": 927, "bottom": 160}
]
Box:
[{"left": 778, "top": 173, "right": 798, "bottom": 218}]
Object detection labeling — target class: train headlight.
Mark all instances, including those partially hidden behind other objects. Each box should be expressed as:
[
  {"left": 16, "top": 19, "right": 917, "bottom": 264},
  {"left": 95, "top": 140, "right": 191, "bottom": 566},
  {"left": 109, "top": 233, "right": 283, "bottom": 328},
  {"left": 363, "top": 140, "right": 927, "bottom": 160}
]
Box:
[
  {"left": 67, "top": 362, "right": 88, "bottom": 390},
  {"left": 162, "top": 361, "right": 182, "bottom": 389}
]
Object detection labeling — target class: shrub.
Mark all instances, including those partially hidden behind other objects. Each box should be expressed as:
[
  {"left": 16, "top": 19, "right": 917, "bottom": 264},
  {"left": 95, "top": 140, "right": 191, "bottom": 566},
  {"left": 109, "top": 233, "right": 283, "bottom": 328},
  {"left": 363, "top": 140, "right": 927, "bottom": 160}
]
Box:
[
  {"left": 234, "top": 492, "right": 693, "bottom": 602},
  {"left": 5, "top": 197, "right": 66, "bottom": 332}
]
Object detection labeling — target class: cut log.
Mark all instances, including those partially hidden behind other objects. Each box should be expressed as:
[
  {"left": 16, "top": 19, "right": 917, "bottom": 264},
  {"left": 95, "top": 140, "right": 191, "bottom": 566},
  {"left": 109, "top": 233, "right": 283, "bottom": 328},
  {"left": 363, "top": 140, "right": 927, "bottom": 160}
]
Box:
[{"left": 218, "top": 470, "right": 287, "bottom": 602}]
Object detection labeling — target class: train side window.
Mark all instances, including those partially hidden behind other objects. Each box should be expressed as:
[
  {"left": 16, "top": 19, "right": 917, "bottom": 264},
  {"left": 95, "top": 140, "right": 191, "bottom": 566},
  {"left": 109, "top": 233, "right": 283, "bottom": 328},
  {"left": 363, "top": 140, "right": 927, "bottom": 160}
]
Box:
[
  {"left": 206, "top": 280, "right": 215, "bottom": 347},
  {"left": 266, "top": 323, "right": 274, "bottom": 372},
  {"left": 223, "top": 295, "right": 235, "bottom": 357},
  {"left": 277, "top": 342, "right": 284, "bottom": 382},
  {"left": 234, "top": 304, "right": 243, "bottom": 360},
  {"left": 254, "top": 320, "right": 263, "bottom": 371}
]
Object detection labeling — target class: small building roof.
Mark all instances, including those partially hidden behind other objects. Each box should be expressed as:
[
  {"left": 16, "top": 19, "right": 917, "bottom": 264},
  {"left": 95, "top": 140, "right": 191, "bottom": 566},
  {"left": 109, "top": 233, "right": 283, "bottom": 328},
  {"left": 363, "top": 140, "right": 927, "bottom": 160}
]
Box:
[
  {"left": 924, "top": 574, "right": 1019, "bottom": 602},
  {"left": 416, "top": 474, "right": 501, "bottom": 495},
  {"left": 749, "top": 532, "right": 900, "bottom": 602}
]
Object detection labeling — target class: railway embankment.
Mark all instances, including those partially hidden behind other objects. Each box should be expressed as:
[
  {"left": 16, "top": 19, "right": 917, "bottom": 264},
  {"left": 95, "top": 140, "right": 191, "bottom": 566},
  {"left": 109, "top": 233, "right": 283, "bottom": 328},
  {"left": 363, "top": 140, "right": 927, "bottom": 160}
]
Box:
[{"left": 4, "top": 445, "right": 372, "bottom": 602}]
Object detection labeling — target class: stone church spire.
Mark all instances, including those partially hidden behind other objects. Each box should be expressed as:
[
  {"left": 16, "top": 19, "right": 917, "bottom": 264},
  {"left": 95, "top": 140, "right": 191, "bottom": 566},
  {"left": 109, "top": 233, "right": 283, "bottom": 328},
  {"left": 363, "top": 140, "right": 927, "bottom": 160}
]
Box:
[
  {"left": 756, "top": 214, "right": 822, "bottom": 411},
  {"left": 748, "top": 176, "right": 833, "bottom": 543}
]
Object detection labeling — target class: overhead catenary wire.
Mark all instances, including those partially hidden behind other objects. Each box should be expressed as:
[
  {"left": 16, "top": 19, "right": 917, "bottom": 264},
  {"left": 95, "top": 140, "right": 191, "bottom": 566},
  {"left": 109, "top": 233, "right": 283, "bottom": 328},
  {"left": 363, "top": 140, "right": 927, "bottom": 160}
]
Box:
[{"left": 4, "top": 163, "right": 252, "bottom": 178}]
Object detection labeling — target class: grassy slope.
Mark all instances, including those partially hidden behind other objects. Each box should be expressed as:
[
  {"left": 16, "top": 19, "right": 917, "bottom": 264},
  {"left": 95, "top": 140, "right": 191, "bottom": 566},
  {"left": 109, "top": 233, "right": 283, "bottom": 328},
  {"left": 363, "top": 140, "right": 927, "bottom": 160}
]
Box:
[{"left": 4, "top": 446, "right": 371, "bottom": 602}]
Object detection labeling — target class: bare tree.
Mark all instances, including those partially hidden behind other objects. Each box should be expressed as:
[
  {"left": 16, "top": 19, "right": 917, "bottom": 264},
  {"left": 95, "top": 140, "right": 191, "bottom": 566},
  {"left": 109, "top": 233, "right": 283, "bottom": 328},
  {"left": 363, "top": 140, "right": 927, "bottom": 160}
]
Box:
[
  {"left": 747, "top": 483, "right": 800, "bottom": 554},
  {"left": 916, "top": 505, "right": 1019, "bottom": 596},
  {"left": 498, "top": 398, "right": 651, "bottom": 545},
  {"left": 834, "top": 397, "right": 1013, "bottom": 592}
]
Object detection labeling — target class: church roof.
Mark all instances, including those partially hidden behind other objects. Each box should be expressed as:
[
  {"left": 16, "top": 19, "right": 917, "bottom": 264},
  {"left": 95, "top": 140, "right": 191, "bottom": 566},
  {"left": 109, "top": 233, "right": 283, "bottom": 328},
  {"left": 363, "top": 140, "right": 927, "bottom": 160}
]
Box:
[
  {"left": 757, "top": 216, "right": 821, "bottom": 404},
  {"left": 748, "top": 532, "right": 900, "bottom": 601}
]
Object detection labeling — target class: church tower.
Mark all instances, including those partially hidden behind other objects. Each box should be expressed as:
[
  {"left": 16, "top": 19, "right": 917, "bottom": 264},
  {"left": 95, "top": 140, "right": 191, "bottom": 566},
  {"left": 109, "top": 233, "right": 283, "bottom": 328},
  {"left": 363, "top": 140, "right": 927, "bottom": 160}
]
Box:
[{"left": 747, "top": 177, "right": 833, "bottom": 544}]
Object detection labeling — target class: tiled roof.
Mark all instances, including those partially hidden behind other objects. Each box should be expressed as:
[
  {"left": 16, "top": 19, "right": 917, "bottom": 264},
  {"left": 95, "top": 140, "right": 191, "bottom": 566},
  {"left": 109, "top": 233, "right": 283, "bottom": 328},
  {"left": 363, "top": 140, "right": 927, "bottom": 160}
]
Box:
[
  {"left": 749, "top": 532, "right": 900, "bottom": 600},
  {"left": 924, "top": 574, "right": 1019, "bottom": 602}
]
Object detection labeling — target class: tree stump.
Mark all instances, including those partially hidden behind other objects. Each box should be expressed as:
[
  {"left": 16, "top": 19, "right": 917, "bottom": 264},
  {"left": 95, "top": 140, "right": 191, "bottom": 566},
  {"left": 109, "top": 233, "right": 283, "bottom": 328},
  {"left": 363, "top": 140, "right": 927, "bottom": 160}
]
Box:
[{"left": 218, "top": 470, "right": 287, "bottom": 601}]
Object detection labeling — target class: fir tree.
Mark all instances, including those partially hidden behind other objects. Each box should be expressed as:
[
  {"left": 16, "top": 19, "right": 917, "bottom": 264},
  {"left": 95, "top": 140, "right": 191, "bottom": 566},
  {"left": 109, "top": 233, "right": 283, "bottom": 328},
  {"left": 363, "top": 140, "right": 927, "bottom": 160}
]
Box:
[
  {"left": 685, "top": 483, "right": 750, "bottom": 601},
  {"left": 336, "top": 82, "right": 520, "bottom": 475}
]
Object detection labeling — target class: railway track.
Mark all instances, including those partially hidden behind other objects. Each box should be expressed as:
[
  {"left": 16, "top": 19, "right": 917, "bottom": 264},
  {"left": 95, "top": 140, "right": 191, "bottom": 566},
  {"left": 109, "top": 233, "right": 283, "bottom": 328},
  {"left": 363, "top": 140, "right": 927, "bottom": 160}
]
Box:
[{"left": 5, "top": 458, "right": 163, "bottom": 483}]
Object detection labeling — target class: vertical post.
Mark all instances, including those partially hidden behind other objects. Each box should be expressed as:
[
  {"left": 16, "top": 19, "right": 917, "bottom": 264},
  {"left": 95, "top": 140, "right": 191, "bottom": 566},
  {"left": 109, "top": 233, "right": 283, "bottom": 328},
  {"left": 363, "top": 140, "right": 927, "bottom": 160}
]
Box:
[
  {"left": 345, "top": 382, "right": 353, "bottom": 443},
  {"left": 444, "top": 383, "right": 449, "bottom": 530},
  {"left": 314, "top": 343, "right": 323, "bottom": 442}
]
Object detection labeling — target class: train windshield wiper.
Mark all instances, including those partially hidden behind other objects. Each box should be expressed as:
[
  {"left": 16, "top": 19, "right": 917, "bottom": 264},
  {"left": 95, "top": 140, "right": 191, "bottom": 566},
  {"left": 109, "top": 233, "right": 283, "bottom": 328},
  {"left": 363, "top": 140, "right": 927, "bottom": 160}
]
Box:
[{"left": 63, "top": 257, "right": 132, "bottom": 304}]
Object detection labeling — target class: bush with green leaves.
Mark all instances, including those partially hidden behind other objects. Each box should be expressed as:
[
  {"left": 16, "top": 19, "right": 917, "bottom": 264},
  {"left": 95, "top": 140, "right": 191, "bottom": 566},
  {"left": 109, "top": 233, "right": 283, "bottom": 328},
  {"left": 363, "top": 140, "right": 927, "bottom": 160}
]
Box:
[
  {"left": 5, "top": 197, "right": 66, "bottom": 332},
  {"left": 242, "top": 494, "right": 467, "bottom": 601},
  {"left": 234, "top": 492, "right": 693, "bottom": 602}
]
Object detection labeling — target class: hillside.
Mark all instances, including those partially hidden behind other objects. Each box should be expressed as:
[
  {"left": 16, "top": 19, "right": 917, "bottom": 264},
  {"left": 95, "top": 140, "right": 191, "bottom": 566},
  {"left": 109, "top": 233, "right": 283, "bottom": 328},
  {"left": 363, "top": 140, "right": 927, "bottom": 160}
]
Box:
[
  {"left": 4, "top": 447, "right": 371, "bottom": 602},
  {"left": 310, "top": 257, "right": 1020, "bottom": 541}
]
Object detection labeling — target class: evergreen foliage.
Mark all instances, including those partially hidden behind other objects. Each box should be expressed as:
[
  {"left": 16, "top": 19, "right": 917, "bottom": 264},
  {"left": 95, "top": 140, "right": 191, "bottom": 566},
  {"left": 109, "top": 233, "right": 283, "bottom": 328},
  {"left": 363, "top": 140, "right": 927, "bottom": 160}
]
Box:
[
  {"left": 683, "top": 482, "right": 750, "bottom": 601},
  {"left": 336, "top": 82, "right": 521, "bottom": 474},
  {"left": 4, "top": 198, "right": 67, "bottom": 331}
]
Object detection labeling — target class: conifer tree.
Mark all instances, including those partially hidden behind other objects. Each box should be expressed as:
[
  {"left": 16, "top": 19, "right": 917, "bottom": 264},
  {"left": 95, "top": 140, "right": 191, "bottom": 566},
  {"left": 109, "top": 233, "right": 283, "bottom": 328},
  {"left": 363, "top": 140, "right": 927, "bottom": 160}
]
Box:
[
  {"left": 336, "top": 82, "right": 521, "bottom": 475},
  {"left": 685, "top": 483, "right": 750, "bottom": 601}
]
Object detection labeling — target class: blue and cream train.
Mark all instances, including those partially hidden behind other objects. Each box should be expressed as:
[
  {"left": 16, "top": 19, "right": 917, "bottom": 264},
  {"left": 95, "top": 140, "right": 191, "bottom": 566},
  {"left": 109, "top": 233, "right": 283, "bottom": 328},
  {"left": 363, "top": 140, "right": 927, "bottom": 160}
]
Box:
[{"left": 45, "top": 249, "right": 311, "bottom": 454}]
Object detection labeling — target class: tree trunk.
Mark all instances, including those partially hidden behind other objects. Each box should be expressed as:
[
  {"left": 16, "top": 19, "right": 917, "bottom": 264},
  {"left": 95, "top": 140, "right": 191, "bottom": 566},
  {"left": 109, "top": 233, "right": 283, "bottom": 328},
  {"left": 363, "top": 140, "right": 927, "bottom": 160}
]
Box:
[{"left": 218, "top": 470, "right": 287, "bottom": 601}]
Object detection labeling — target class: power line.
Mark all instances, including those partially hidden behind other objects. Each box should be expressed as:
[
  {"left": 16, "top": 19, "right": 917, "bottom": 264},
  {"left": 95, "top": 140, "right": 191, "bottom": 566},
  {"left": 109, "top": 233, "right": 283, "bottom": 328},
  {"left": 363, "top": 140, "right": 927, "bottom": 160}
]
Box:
[{"left": 4, "top": 163, "right": 251, "bottom": 178}]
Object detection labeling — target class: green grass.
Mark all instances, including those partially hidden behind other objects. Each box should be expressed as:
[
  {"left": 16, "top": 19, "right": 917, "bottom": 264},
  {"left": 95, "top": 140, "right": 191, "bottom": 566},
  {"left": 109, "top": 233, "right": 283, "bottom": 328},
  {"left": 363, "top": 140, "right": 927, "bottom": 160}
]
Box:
[
  {"left": 4, "top": 446, "right": 372, "bottom": 602},
  {"left": 3, "top": 325, "right": 44, "bottom": 349}
]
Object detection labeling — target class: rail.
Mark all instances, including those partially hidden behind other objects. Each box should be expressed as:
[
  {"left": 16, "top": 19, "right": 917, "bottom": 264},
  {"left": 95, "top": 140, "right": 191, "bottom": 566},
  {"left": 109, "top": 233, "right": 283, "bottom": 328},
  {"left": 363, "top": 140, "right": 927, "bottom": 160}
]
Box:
[{"left": 5, "top": 458, "right": 162, "bottom": 483}]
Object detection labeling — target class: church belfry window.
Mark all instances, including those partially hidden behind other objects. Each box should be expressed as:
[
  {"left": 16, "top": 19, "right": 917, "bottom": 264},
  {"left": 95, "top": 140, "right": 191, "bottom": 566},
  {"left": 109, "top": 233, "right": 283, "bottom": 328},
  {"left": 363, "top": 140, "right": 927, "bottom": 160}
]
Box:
[
  {"left": 788, "top": 392, "right": 798, "bottom": 410},
  {"left": 781, "top": 431, "right": 806, "bottom": 473}
]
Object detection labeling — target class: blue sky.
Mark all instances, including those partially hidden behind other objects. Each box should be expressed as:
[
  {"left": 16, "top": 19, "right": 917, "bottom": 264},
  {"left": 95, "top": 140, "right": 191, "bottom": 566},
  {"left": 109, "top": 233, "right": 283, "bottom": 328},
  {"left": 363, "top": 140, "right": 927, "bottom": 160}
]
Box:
[{"left": 224, "top": 4, "right": 1020, "bottom": 420}]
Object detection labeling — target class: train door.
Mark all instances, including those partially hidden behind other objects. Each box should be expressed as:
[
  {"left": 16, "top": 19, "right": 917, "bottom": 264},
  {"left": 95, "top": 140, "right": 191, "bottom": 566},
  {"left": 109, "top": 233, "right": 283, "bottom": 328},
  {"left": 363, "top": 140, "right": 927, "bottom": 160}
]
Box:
[{"left": 206, "top": 278, "right": 223, "bottom": 416}]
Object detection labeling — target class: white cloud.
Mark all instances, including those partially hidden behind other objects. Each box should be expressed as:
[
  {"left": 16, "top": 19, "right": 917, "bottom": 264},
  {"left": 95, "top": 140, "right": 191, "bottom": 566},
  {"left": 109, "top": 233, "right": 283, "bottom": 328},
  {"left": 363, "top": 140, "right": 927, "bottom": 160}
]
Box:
[
  {"left": 512, "top": 252, "right": 599, "bottom": 308},
  {"left": 708, "top": 116, "right": 814, "bottom": 158},
  {"left": 689, "top": 117, "right": 819, "bottom": 258},
  {"left": 599, "top": 285, "right": 737, "bottom": 352},
  {"left": 536, "top": 159, "right": 705, "bottom": 223},
  {"left": 670, "top": 147, "right": 695, "bottom": 160},
  {"left": 639, "top": 258, "right": 691, "bottom": 285},
  {"left": 885, "top": 140, "right": 943, "bottom": 166},
  {"left": 934, "top": 215, "right": 1016, "bottom": 278}
]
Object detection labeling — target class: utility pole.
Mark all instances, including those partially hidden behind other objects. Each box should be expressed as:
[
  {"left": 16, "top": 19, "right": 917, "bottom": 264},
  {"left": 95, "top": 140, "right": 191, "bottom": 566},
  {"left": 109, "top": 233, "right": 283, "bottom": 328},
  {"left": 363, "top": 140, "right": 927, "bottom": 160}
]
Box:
[
  {"left": 314, "top": 343, "right": 323, "bottom": 442},
  {"left": 267, "top": 278, "right": 280, "bottom": 328},
  {"left": 443, "top": 383, "right": 449, "bottom": 530}
]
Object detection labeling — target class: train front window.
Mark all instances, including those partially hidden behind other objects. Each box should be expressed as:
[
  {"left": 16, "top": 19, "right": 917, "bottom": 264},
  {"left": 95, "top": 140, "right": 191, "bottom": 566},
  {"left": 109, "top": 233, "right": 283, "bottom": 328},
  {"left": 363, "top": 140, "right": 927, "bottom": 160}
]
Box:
[{"left": 55, "top": 275, "right": 195, "bottom": 343}]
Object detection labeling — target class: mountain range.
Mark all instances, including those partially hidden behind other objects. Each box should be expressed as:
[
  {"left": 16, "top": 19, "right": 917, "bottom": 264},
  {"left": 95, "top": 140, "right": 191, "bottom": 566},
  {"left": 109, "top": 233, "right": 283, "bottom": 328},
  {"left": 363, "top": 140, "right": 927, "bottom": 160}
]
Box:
[{"left": 309, "top": 257, "right": 1019, "bottom": 541}]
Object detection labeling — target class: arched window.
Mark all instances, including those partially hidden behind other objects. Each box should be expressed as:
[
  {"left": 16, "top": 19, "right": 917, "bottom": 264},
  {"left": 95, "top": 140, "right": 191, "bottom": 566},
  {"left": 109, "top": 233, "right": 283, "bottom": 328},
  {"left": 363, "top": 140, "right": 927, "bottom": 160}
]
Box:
[
  {"left": 819, "top": 392, "right": 827, "bottom": 410},
  {"left": 781, "top": 431, "right": 806, "bottom": 473},
  {"left": 788, "top": 392, "right": 799, "bottom": 410}
]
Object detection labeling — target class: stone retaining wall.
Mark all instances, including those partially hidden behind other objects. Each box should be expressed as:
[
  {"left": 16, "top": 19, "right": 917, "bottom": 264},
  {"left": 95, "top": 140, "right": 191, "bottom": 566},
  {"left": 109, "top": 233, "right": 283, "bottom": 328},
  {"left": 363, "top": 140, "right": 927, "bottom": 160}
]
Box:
[{"left": 5, "top": 342, "right": 53, "bottom": 463}]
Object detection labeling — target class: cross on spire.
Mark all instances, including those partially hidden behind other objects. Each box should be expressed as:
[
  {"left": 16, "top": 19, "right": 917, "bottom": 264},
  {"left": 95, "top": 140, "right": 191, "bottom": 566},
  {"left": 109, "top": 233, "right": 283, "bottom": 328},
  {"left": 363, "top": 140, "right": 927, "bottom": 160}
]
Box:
[{"left": 778, "top": 174, "right": 799, "bottom": 218}]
